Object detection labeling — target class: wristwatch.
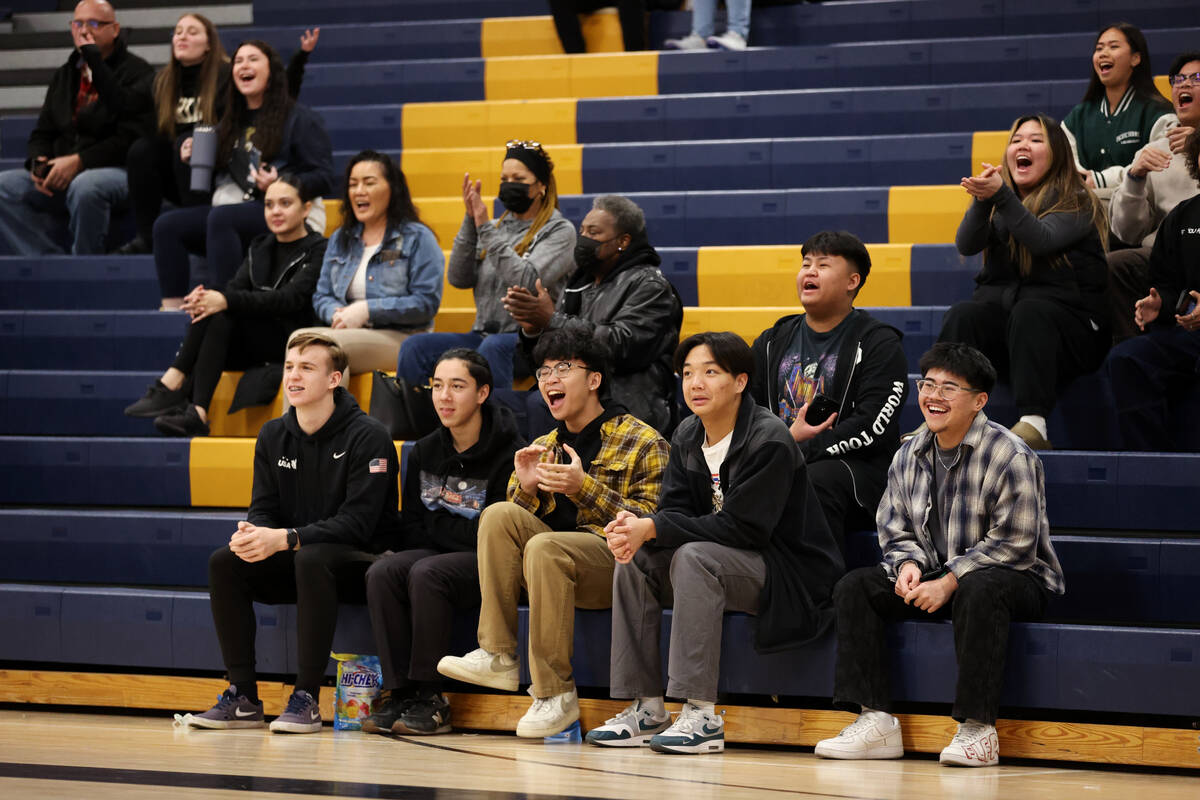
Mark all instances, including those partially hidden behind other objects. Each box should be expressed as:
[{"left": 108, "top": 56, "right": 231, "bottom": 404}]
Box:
[{"left": 286, "top": 528, "right": 299, "bottom": 549}]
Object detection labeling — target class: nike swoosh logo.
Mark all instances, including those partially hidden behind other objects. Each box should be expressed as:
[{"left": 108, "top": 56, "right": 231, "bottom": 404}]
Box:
[
  {"left": 309, "top": 711, "right": 320, "bottom": 721},
  {"left": 333, "top": 451, "right": 346, "bottom": 459},
  {"left": 702, "top": 724, "right": 721, "bottom": 735},
  {"left": 234, "top": 708, "right": 258, "bottom": 718}
]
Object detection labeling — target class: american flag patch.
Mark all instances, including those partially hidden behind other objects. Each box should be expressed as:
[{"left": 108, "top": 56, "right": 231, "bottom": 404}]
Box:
[{"left": 368, "top": 458, "right": 388, "bottom": 474}]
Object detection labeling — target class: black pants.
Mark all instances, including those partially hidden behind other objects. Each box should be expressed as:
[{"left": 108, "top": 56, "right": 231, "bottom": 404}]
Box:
[
  {"left": 365, "top": 549, "right": 480, "bottom": 690},
  {"left": 153, "top": 202, "right": 267, "bottom": 297},
  {"left": 809, "top": 459, "right": 878, "bottom": 558},
  {"left": 938, "top": 298, "right": 1109, "bottom": 417},
  {"left": 831, "top": 565, "right": 1047, "bottom": 725},
  {"left": 208, "top": 542, "right": 376, "bottom": 697},
  {"left": 171, "top": 312, "right": 290, "bottom": 411},
  {"left": 1106, "top": 324, "right": 1200, "bottom": 451},
  {"left": 549, "top": 0, "right": 646, "bottom": 52},
  {"left": 1107, "top": 246, "right": 1152, "bottom": 344},
  {"left": 126, "top": 134, "right": 210, "bottom": 245}
]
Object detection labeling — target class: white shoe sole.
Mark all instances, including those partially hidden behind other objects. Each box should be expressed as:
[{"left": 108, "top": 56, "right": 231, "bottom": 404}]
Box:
[
  {"left": 585, "top": 731, "right": 657, "bottom": 747},
  {"left": 940, "top": 751, "right": 998, "bottom": 767},
  {"left": 186, "top": 718, "right": 264, "bottom": 730},
  {"left": 436, "top": 656, "right": 519, "bottom": 692},
  {"left": 814, "top": 742, "right": 904, "bottom": 759},
  {"left": 516, "top": 709, "right": 579, "bottom": 738},
  {"left": 269, "top": 720, "right": 322, "bottom": 734},
  {"left": 650, "top": 737, "right": 724, "bottom": 754}
]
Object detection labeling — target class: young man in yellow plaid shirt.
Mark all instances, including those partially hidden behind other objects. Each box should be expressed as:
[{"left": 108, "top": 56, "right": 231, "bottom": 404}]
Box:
[{"left": 438, "top": 321, "right": 669, "bottom": 737}]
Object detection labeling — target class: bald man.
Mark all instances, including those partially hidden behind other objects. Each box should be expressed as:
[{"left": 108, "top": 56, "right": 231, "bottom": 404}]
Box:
[{"left": 0, "top": 1, "right": 154, "bottom": 255}]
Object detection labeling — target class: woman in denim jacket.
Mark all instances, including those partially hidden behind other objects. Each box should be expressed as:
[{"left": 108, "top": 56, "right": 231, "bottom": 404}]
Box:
[{"left": 294, "top": 150, "right": 444, "bottom": 379}]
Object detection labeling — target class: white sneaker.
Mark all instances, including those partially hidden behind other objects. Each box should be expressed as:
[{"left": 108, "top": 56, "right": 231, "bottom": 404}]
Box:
[
  {"left": 663, "top": 32, "right": 708, "bottom": 50},
  {"left": 939, "top": 721, "right": 999, "bottom": 766},
  {"left": 649, "top": 703, "right": 724, "bottom": 754},
  {"left": 585, "top": 701, "right": 671, "bottom": 747},
  {"left": 706, "top": 30, "right": 747, "bottom": 51},
  {"left": 814, "top": 711, "right": 904, "bottom": 759},
  {"left": 515, "top": 688, "right": 579, "bottom": 738},
  {"left": 436, "top": 648, "right": 519, "bottom": 692}
]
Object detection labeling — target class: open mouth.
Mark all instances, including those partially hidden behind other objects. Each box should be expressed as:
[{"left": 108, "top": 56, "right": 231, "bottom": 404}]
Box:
[
  {"left": 801, "top": 279, "right": 819, "bottom": 291},
  {"left": 287, "top": 384, "right": 304, "bottom": 395},
  {"left": 237, "top": 71, "right": 257, "bottom": 86},
  {"left": 924, "top": 402, "right": 949, "bottom": 418},
  {"left": 689, "top": 394, "right": 709, "bottom": 407},
  {"left": 1179, "top": 91, "right": 1195, "bottom": 110},
  {"left": 1014, "top": 153, "right": 1033, "bottom": 172},
  {"left": 354, "top": 200, "right": 371, "bottom": 214},
  {"left": 546, "top": 389, "right": 566, "bottom": 411},
  {"left": 1097, "top": 60, "right": 1114, "bottom": 77},
  {"left": 437, "top": 406, "right": 456, "bottom": 417}
]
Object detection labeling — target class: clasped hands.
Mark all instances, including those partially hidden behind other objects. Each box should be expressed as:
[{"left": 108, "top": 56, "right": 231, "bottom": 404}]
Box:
[
  {"left": 895, "top": 561, "right": 958, "bottom": 613},
  {"left": 229, "top": 520, "right": 289, "bottom": 563}
]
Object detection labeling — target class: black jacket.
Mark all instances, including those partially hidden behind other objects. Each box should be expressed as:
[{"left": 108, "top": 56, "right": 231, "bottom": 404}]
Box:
[
  {"left": 223, "top": 229, "right": 327, "bottom": 333},
  {"left": 750, "top": 310, "right": 909, "bottom": 520},
  {"left": 525, "top": 233, "right": 683, "bottom": 432},
  {"left": 27, "top": 37, "right": 154, "bottom": 170},
  {"left": 398, "top": 403, "right": 524, "bottom": 552},
  {"left": 651, "top": 396, "right": 845, "bottom": 652},
  {"left": 218, "top": 101, "right": 333, "bottom": 201},
  {"left": 1147, "top": 194, "right": 1200, "bottom": 331},
  {"left": 248, "top": 387, "right": 400, "bottom": 553}
]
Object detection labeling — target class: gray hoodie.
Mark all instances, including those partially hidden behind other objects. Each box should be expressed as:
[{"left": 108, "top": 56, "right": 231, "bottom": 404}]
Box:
[
  {"left": 1110, "top": 125, "right": 1200, "bottom": 247},
  {"left": 446, "top": 208, "right": 576, "bottom": 334}
]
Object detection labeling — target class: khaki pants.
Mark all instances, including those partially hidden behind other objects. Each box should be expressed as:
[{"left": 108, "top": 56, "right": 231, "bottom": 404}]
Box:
[
  {"left": 476, "top": 501, "right": 614, "bottom": 697},
  {"left": 288, "top": 326, "right": 416, "bottom": 377}
]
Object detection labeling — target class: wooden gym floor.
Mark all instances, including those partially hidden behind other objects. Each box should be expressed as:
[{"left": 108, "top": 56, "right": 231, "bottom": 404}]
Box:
[{"left": 1, "top": 708, "right": 1198, "bottom": 800}]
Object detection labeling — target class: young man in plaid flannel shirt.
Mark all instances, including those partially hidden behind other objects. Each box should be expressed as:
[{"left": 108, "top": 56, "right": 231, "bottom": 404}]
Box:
[
  {"left": 438, "top": 321, "right": 670, "bottom": 738},
  {"left": 816, "top": 342, "right": 1065, "bottom": 767}
]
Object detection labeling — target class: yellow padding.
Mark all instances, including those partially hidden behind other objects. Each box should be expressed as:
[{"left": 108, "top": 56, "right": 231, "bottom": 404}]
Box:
[
  {"left": 402, "top": 99, "right": 577, "bottom": 150},
  {"left": 888, "top": 186, "right": 970, "bottom": 245},
  {"left": 971, "top": 131, "right": 1009, "bottom": 177},
  {"left": 324, "top": 199, "right": 341, "bottom": 236},
  {"left": 1154, "top": 74, "right": 1171, "bottom": 100},
  {"left": 435, "top": 307, "right": 477, "bottom": 333},
  {"left": 206, "top": 372, "right": 284, "bottom": 438},
  {"left": 681, "top": 307, "right": 798, "bottom": 344},
  {"left": 485, "top": 52, "right": 658, "bottom": 101},
  {"left": 403, "top": 144, "right": 583, "bottom": 198},
  {"left": 696, "top": 244, "right": 912, "bottom": 308},
  {"left": 190, "top": 437, "right": 256, "bottom": 507},
  {"left": 481, "top": 11, "right": 624, "bottom": 58}
]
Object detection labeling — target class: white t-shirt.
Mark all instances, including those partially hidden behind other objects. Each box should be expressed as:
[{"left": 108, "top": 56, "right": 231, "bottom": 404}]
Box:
[
  {"left": 346, "top": 242, "right": 382, "bottom": 302},
  {"left": 700, "top": 430, "right": 733, "bottom": 512}
]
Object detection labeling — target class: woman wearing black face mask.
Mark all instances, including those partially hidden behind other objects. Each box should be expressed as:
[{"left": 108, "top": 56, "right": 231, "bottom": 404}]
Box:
[{"left": 395, "top": 139, "right": 576, "bottom": 392}]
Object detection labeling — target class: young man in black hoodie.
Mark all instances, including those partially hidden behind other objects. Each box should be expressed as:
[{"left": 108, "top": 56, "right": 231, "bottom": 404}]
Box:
[
  {"left": 503, "top": 194, "right": 683, "bottom": 434},
  {"left": 362, "top": 349, "right": 524, "bottom": 736},
  {"left": 587, "top": 332, "right": 844, "bottom": 754},
  {"left": 750, "top": 230, "right": 909, "bottom": 548},
  {"left": 0, "top": 1, "right": 153, "bottom": 255},
  {"left": 185, "top": 331, "right": 400, "bottom": 734}
]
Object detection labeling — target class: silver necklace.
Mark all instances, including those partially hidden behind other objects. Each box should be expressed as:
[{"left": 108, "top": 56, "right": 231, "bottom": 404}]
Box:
[{"left": 935, "top": 443, "right": 963, "bottom": 471}]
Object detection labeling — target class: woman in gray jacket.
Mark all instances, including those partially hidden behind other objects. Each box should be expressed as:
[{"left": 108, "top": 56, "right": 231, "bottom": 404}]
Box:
[{"left": 395, "top": 139, "right": 576, "bottom": 389}]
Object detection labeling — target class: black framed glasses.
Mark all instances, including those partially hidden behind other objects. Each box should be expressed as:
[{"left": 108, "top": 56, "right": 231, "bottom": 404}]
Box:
[
  {"left": 1168, "top": 72, "right": 1200, "bottom": 87},
  {"left": 71, "top": 19, "right": 114, "bottom": 30},
  {"left": 535, "top": 361, "right": 588, "bottom": 382}
]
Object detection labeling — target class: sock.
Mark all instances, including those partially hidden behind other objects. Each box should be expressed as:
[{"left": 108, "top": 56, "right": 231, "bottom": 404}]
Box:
[
  {"left": 965, "top": 717, "right": 989, "bottom": 728},
  {"left": 232, "top": 683, "right": 259, "bottom": 705},
  {"left": 687, "top": 698, "right": 715, "bottom": 714},
  {"left": 1018, "top": 415, "right": 1047, "bottom": 439},
  {"left": 638, "top": 696, "right": 666, "bottom": 718}
]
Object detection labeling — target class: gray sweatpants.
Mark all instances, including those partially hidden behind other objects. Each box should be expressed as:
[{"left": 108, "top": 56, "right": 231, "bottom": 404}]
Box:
[{"left": 609, "top": 541, "right": 766, "bottom": 703}]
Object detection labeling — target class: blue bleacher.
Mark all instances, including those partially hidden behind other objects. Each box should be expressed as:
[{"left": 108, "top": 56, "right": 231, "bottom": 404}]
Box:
[
  {"left": 252, "top": 0, "right": 546, "bottom": 26},
  {"left": 0, "top": 256, "right": 159, "bottom": 311},
  {"left": 0, "top": 437, "right": 190, "bottom": 506}
]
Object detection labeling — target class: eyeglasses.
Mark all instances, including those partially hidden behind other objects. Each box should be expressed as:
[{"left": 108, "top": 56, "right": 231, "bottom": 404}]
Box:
[
  {"left": 914, "top": 378, "right": 981, "bottom": 400},
  {"left": 71, "top": 19, "right": 114, "bottom": 30},
  {"left": 1169, "top": 72, "right": 1200, "bottom": 87},
  {"left": 535, "top": 361, "right": 588, "bottom": 382}
]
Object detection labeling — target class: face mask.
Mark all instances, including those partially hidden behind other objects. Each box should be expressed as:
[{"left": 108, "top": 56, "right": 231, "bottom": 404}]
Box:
[
  {"left": 574, "top": 236, "right": 615, "bottom": 273},
  {"left": 498, "top": 181, "right": 535, "bottom": 214}
]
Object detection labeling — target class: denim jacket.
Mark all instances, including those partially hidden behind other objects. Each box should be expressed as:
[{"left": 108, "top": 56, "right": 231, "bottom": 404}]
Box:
[{"left": 312, "top": 220, "right": 444, "bottom": 330}]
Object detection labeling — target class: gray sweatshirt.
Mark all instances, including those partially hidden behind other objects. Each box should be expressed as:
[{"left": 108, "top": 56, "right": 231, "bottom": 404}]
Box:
[
  {"left": 446, "top": 208, "right": 576, "bottom": 334},
  {"left": 1110, "top": 133, "right": 1200, "bottom": 247}
]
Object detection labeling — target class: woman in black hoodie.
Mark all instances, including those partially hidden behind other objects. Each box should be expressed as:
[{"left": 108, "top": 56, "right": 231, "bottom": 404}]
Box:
[
  {"left": 124, "top": 172, "right": 327, "bottom": 436},
  {"left": 363, "top": 348, "right": 524, "bottom": 737}
]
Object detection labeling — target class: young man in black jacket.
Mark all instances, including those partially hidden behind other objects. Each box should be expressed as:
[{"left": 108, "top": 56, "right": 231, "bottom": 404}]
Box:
[
  {"left": 1106, "top": 134, "right": 1200, "bottom": 450},
  {"left": 588, "top": 332, "right": 844, "bottom": 754},
  {"left": 362, "top": 349, "right": 523, "bottom": 736},
  {"left": 749, "top": 231, "right": 909, "bottom": 548},
  {"left": 0, "top": 0, "right": 153, "bottom": 255},
  {"left": 185, "top": 331, "right": 400, "bottom": 733},
  {"left": 503, "top": 194, "right": 683, "bottom": 435}
]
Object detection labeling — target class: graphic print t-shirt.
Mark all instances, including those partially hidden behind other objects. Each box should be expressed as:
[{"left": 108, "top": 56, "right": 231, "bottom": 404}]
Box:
[
  {"left": 419, "top": 471, "right": 488, "bottom": 519},
  {"left": 775, "top": 311, "right": 857, "bottom": 426}
]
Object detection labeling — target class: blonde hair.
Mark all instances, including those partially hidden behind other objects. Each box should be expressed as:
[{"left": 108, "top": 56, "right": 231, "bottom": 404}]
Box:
[
  {"left": 486, "top": 145, "right": 559, "bottom": 258},
  {"left": 286, "top": 331, "right": 348, "bottom": 374},
  {"left": 994, "top": 114, "right": 1108, "bottom": 275}
]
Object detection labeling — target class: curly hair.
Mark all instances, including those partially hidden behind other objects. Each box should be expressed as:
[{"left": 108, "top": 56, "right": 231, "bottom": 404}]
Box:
[
  {"left": 216, "top": 40, "right": 294, "bottom": 167},
  {"left": 1185, "top": 128, "right": 1200, "bottom": 184}
]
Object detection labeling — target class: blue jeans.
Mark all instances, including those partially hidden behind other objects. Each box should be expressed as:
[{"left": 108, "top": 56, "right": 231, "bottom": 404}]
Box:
[
  {"left": 395, "top": 331, "right": 518, "bottom": 389},
  {"left": 691, "top": 0, "right": 750, "bottom": 38},
  {"left": 0, "top": 166, "right": 128, "bottom": 255}
]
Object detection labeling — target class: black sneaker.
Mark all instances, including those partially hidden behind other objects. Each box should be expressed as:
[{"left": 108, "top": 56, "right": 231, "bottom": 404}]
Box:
[
  {"left": 125, "top": 380, "right": 187, "bottom": 418},
  {"left": 154, "top": 403, "right": 210, "bottom": 437},
  {"left": 361, "top": 689, "right": 413, "bottom": 735},
  {"left": 394, "top": 690, "right": 452, "bottom": 735},
  {"left": 114, "top": 235, "right": 151, "bottom": 255}
]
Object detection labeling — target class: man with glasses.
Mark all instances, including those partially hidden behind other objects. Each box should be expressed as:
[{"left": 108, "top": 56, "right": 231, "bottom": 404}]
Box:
[
  {"left": 438, "top": 322, "right": 669, "bottom": 738},
  {"left": 0, "top": 0, "right": 153, "bottom": 255},
  {"left": 1109, "top": 53, "right": 1200, "bottom": 341},
  {"left": 815, "top": 342, "right": 1064, "bottom": 767}
]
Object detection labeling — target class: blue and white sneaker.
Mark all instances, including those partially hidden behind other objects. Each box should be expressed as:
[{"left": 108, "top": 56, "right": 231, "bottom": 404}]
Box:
[
  {"left": 585, "top": 701, "right": 671, "bottom": 747},
  {"left": 187, "top": 686, "right": 264, "bottom": 729},
  {"left": 649, "top": 702, "right": 724, "bottom": 754},
  {"left": 269, "top": 690, "right": 322, "bottom": 734}
]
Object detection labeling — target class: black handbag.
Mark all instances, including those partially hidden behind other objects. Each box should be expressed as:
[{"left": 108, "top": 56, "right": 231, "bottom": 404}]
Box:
[{"left": 368, "top": 371, "right": 440, "bottom": 440}]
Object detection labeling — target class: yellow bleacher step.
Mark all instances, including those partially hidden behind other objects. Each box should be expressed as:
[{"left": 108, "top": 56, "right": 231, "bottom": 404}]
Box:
[
  {"left": 481, "top": 11, "right": 625, "bottom": 58},
  {"left": 697, "top": 244, "right": 912, "bottom": 307},
  {"left": 402, "top": 98, "right": 577, "bottom": 150},
  {"left": 888, "top": 186, "right": 970, "bottom": 245},
  {"left": 485, "top": 52, "right": 657, "bottom": 101},
  {"left": 206, "top": 372, "right": 374, "bottom": 439}
]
